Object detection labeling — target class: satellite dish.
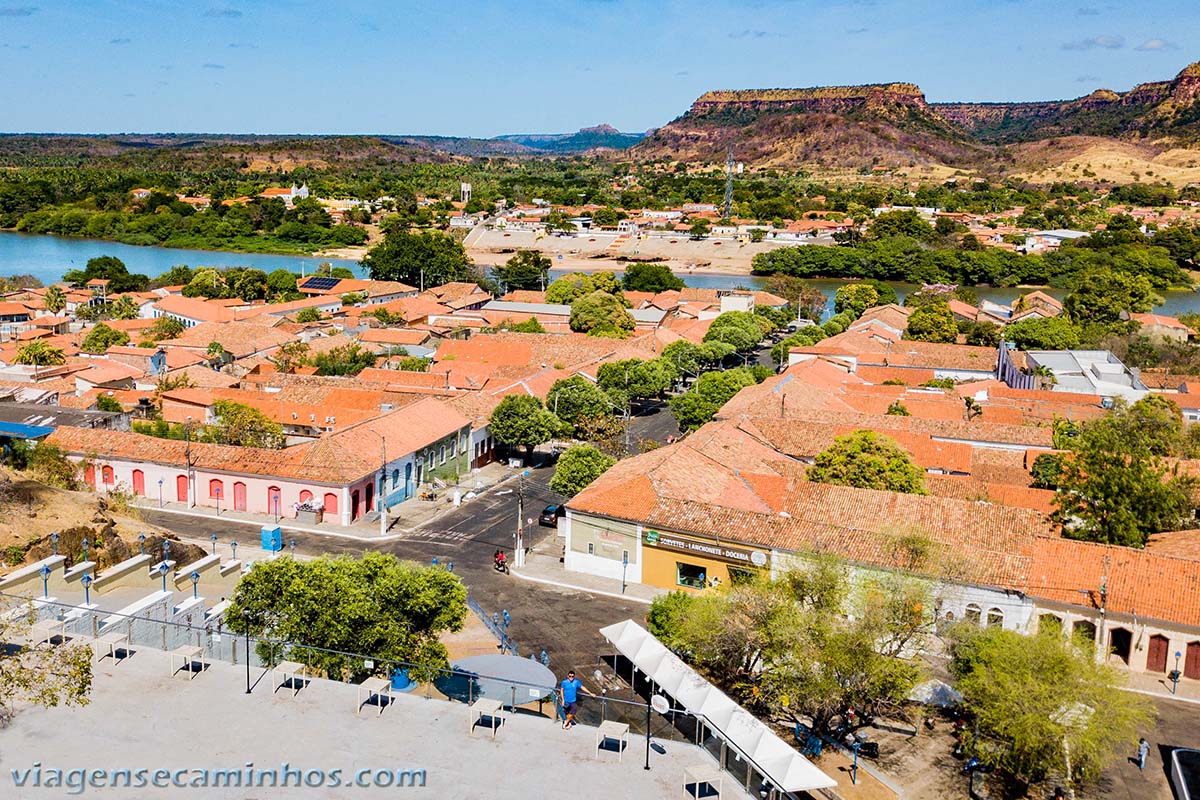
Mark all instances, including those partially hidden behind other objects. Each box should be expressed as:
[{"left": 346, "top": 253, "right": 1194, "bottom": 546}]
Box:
[{"left": 651, "top": 694, "right": 670, "bottom": 715}]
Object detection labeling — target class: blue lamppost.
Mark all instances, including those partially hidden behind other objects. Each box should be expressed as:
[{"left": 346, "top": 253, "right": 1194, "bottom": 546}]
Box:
[
  {"left": 50, "top": 531, "right": 59, "bottom": 555},
  {"left": 432, "top": 557, "right": 439, "bottom": 567},
  {"left": 1171, "top": 651, "right": 1183, "bottom": 695},
  {"left": 81, "top": 573, "right": 93, "bottom": 606},
  {"left": 289, "top": 539, "right": 296, "bottom": 558},
  {"left": 621, "top": 552, "right": 629, "bottom": 594},
  {"left": 158, "top": 478, "right": 163, "bottom": 508},
  {"left": 230, "top": 541, "right": 238, "bottom": 561},
  {"left": 190, "top": 570, "right": 200, "bottom": 599},
  {"left": 39, "top": 563, "right": 50, "bottom": 598},
  {"left": 158, "top": 561, "right": 170, "bottom": 592},
  {"left": 138, "top": 533, "right": 145, "bottom": 555},
  {"left": 502, "top": 609, "right": 511, "bottom": 630},
  {"left": 540, "top": 649, "right": 549, "bottom": 667},
  {"left": 210, "top": 534, "right": 217, "bottom": 555},
  {"left": 163, "top": 540, "right": 171, "bottom": 562},
  {"left": 851, "top": 741, "right": 861, "bottom": 785},
  {"left": 80, "top": 537, "right": 89, "bottom": 563},
  {"left": 447, "top": 561, "right": 454, "bottom": 573}
]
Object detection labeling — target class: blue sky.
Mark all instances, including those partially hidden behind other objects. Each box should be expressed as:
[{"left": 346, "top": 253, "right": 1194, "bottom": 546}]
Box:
[{"left": 0, "top": 0, "right": 1196, "bottom": 136}]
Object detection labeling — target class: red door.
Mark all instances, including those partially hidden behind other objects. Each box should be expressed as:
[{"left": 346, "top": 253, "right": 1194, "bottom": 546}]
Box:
[
  {"left": 84, "top": 464, "right": 95, "bottom": 488},
  {"left": 1186, "top": 642, "right": 1200, "bottom": 680},
  {"left": 1147, "top": 635, "right": 1169, "bottom": 673},
  {"left": 233, "top": 482, "right": 247, "bottom": 512},
  {"left": 132, "top": 470, "right": 145, "bottom": 496},
  {"left": 365, "top": 483, "right": 374, "bottom": 513},
  {"left": 267, "top": 486, "right": 281, "bottom": 517},
  {"left": 175, "top": 474, "right": 188, "bottom": 502},
  {"left": 351, "top": 491, "right": 360, "bottom": 520},
  {"left": 323, "top": 492, "right": 338, "bottom": 516}
]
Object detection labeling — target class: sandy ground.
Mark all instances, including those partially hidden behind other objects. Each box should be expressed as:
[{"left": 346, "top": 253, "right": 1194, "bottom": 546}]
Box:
[{"left": 465, "top": 227, "right": 816, "bottom": 275}]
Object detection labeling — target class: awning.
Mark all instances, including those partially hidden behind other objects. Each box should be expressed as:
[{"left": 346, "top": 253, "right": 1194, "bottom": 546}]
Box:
[{"left": 600, "top": 619, "right": 836, "bottom": 793}]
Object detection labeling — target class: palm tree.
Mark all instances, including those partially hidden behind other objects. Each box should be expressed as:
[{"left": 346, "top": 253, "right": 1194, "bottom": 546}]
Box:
[
  {"left": 43, "top": 285, "right": 67, "bottom": 315},
  {"left": 110, "top": 295, "right": 140, "bottom": 321},
  {"left": 14, "top": 341, "right": 66, "bottom": 380}
]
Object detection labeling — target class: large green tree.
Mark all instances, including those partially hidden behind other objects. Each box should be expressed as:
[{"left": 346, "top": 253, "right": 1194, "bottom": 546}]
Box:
[
  {"left": 704, "top": 310, "right": 766, "bottom": 352},
  {"left": 1064, "top": 268, "right": 1156, "bottom": 324},
  {"left": 0, "top": 611, "right": 93, "bottom": 726},
  {"left": 43, "top": 285, "right": 67, "bottom": 314},
  {"left": 487, "top": 395, "right": 562, "bottom": 462},
  {"left": 549, "top": 444, "right": 616, "bottom": 497},
  {"left": 494, "top": 250, "right": 550, "bottom": 291},
  {"left": 547, "top": 376, "right": 615, "bottom": 431},
  {"left": 569, "top": 291, "right": 635, "bottom": 338},
  {"left": 209, "top": 400, "right": 285, "bottom": 449},
  {"left": 313, "top": 343, "right": 377, "bottom": 376},
  {"left": 834, "top": 283, "right": 880, "bottom": 317},
  {"left": 81, "top": 322, "right": 130, "bottom": 354},
  {"left": 807, "top": 430, "right": 927, "bottom": 494},
  {"left": 14, "top": 340, "right": 66, "bottom": 366},
  {"left": 950, "top": 626, "right": 1153, "bottom": 788},
  {"left": 225, "top": 552, "right": 467, "bottom": 682},
  {"left": 622, "top": 262, "right": 685, "bottom": 293},
  {"left": 669, "top": 367, "right": 761, "bottom": 431},
  {"left": 1003, "top": 317, "right": 1081, "bottom": 351},
  {"left": 361, "top": 229, "right": 479, "bottom": 289},
  {"left": 904, "top": 301, "right": 958, "bottom": 344}
]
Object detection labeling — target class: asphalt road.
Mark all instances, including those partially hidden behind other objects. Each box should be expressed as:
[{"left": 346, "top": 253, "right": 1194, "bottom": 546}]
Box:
[{"left": 142, "top": 466, "right": 649, "bottom": 711}]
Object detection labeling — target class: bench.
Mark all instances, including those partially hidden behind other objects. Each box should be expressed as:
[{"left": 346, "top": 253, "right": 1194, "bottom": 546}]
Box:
[
  {"left": 94, "top": 631, "right": 131, "bottom": 664},
  {"left": 357, "top": 677, "right": 391, "bottom": 716},
  {"left": 272, "top": 660, "right": 307, "bottom": 696},
  {"left": 596, "top": 720, "right": 629, "bottom": 762},
  {"left": 170, "top": 645, "right": 205, "bottom": 679},
  {"left": 469, "top": 698, "right": 503, "bottom": 738}
]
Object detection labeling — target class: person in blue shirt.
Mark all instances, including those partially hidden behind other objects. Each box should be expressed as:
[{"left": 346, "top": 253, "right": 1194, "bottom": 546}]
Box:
[{"left": 558, "top": 670, "right": 594, "bottom": 730}]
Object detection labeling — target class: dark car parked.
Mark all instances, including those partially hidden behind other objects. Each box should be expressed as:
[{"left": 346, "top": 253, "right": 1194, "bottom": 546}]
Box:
[{"left": 539, "top": 504, "right": 563, "bottom": 527}]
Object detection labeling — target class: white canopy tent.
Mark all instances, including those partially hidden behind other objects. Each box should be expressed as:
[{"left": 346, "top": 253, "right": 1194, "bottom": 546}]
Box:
[{"left": 600, "top": 619, "right": 836, "bottom": 795}]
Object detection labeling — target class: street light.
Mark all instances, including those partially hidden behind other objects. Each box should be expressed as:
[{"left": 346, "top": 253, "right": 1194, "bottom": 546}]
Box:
[
  {"left": 230, "top": 541, "right": 238, "bottom": 562},
  {"left": 80, "top": 537, "right": 89, "bottom": 563},
  {"left": 515, "top": 470, "right": 530, "bottom": 569},
  {"left": 215, "top": 485, "right": 222, "bottom": 517},
  {"left": 158, "top": 478, "right": 164, "bottom": 508},
  {"left": 242, "top": 608, "right": 252, "bottom": 694},
  {"left": 81, "top": 573, "right": 93, "bottom": 606},
  {"left": 50, "top": 531, "right": 58, "bottom": 555},
  {"left": 1171, "top": 651, "right": 1183, "bottom": 695},
  {"left": 369, "top": 431, "right": 388, "bottom": 537},
  {"left": 190, "top": 570, "right": 200, "bottom": 599},
  {"left": 289, "top": 539, "right": 296, "bottom": 558},
  {"left": 39, "top": 563, "right": 50, "bottom": 598},
  {"left": 163, "top": 540, "right": 171, "bottom": 562},
  {"left": 137, "top": 533, "right": 145, "bottom": 555},
  {"left": 621, "top": 552, "right": 629, "bottom": 594},
  {"left": 210, "top": 534, "right": 217, "bottom": 555},
  {"left": 158, "top": 561, "right": 170, "bottom": 592}
]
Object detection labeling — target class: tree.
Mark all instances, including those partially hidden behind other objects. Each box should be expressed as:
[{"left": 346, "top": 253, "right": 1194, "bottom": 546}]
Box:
[
  {"left": 0, "top": 609, "right": 93, "bottom": 726},
  {"left": 313, "top": 343, "right": 377, "bottom": 376},
  {"left": 81, "top": 322, "right": 130, "bottom": 354},
  {"left": 230, "top": 268, "right": 269, "bottom": 302},
  {"left": 904, "top": 302, "right": 957, "bottom": 344},
  {"left": 294, "top": 307, "right": 323, "bottom": 323},
  {"left": 181, "top": 267, "right": 228, "bottom": 299},
  {"left": 266, "top": 269, "right": 299, "bottom": 298},
  {"left": 14, "top": 340, "right": 65, "bottom": 366},
  {"left": 886, "top": 400, "right": 910, "bottom": 416},
  {"left": 950, "top": 626, "right": 1153, "bottom": 788},
  {"left": 545, "top": 273, "right": 590, "bottom": 304},
  {"left": 210, "top": 400, "right": 285, "bottom": 449},
  {"left": 597, "top": 358, "right": 675, "bottom": 403},
  {"left": 269, "top": 340, "right": 311, "bottom": 374},
  {"left": 1053, "top": 398, "right": 1195, "bottom": 546},
  {"left": 550, "top": 445, "right": 616, "bottom": 497},
  {"left": 43, "top": 285, "right": 66, "bottom": 314},
  {"left": 1064, "top": 268, "right": 1156, "bottom": 324},
  {"left": 650, "top": 562, "right": 927, "bottom": 736},
  {"left": 95, "top": 394, "right": 123, "bottom": 413},
  {"left": 669, "top": 368, "right": 760, "bottom": 431},
  {"left": 704, "top": 310, "right": 765, "bottom": 352},
  {"left": 144, "top": 316, "right": 184, "bottom": 343},
  {"left": 570, "top": 291, "right": 635, "bottom": 338},
  {"left": 761, "top": 274, "right": 828, "bottom": 321},
  {"left": 622, "top": 262, "right": 684, "bottom": 293},
  {"left": 487, "top": 395, "right": 562, "bottom": 462},
  {"left": 109, "top": 295, "right": 140, "bottom": 321},
  {"left": 869, "top": 209, "right": 935, "bottom": 241},
  {"left": 689, "top": 219, "right": 711, "bottom": 239},
  {"left": 361, "top": 229, "right": 478, "bottom": 289},
  {"left": 547, "top": 376, "right": 615, "bottom": 430},
  {"left": 225, "top": 552, "right": 467, "bottom": 682},
  {"left": 507, "top": 317, "right": 546, "bottom": 333},
  {"left": 1004, "top": 317, "right": 1082, "bottom": 351},
  {"left": 808, "top": 430, "right": 927, "bottom": 494},
  {"left": 834, "top": 283, "right": 880, "bottom": 317},
  {"left": 394, "top": 356, "right": 430, "bottom": 372},
  {"left": 494, "top": 250, "right": 550, "bottom": 291}
]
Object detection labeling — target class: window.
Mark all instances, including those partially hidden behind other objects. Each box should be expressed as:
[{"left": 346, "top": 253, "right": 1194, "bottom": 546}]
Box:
[
  {"left": 728, "top": 567, "right": 756, "bottom": 586},
  {"left": 587, "top": 543, "right": 595, "bottom": 555},
  {"left": 439, "top": 445, "right": 446, "bottom": 465},
  {"left": 677, "top": 562, "right": 707, "bottom": 589},
  {"left": 450, "top": 438, "right": 457, "bottom": 457},
  {"left": 965, "top": 604, "right": 981, "bottom": 625},
  {"left": 101, "top": 466, "right": 114, "bottom": 484},
  {"left": 392, "top": 468, "right": 399, "bottom": 488},
  {"left": 621, "top": 549, "right": 629, "bottom": 564},
  {"left": 986, "top": 608, "right": 1004, "bottom": 628}
]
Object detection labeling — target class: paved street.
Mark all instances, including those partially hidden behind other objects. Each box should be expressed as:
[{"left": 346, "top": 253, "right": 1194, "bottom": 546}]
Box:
[{"left": 142, "top": 466, "right": 649, "bottom": 711}]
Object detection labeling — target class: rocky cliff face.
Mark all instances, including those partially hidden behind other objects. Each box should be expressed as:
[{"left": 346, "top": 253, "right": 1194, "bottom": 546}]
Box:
[{"left": 689, "top": 83, "right": 928, "bottom": 115}]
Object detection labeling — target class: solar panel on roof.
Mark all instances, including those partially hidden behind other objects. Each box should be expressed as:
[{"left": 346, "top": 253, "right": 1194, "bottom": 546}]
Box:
[{"left": 300, "top": 276, "right": 341, "bottom": 291}]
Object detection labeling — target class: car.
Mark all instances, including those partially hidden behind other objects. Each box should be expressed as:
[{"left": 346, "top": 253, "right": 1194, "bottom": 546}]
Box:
[{"left": 539, "top": 504, "right": 563, "bottom": 527}]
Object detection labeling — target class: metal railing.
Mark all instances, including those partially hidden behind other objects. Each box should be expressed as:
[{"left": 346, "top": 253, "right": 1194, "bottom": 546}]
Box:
[{"left": 467, "top": 595, "right": 519, "bottom": 656}]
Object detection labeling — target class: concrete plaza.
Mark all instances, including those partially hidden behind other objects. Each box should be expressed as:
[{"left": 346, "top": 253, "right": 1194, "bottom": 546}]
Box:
[{"left": 0, "top": 641, "right": 751, "bottom": 800}]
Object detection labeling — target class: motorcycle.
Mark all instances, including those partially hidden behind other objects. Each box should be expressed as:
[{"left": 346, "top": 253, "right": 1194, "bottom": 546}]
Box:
[{"left": 493, "top": 553, "right": 510, "bottom": 574}]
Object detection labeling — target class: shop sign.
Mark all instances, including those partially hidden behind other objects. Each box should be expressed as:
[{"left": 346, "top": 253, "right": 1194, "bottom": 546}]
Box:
[{"left": 644, "top": 529, "right": 768, "bottom": 567}]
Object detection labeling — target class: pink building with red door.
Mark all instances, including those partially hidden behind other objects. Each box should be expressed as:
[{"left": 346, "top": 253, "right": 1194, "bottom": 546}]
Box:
[{"left": 57, "top": 397, "right": 472, "bottom": 527}]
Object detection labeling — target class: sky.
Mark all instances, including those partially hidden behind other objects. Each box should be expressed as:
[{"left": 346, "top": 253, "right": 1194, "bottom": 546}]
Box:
[{"left": 0, "top": 0, "right": 1197, "bottom": 137}]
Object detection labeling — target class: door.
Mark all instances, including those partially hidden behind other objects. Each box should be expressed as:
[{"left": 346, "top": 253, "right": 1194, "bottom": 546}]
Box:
[
  {"left": 1186, "top": 641, "right": 1200, "bottom": 680},
  {"left": 365, "top": 483, "right": 374, "bottom": 513},
  {"left": 1108, "top": 627, "right": 1132, "bottom": 664},
  {"left": 267, "top": 486, "right": 281, "bottom": 517},
  {"left": 404, "top": 463, "right": 413, "bottom": 500},
  {"left": 176, "top": 474, "right": 188, "bottom": 502},
  {"left": 1147, "top": 634, "right": 1169, "bottom": 673},
  {"left": 233, "top": 482, "right": 247, "bottom": 512},
  {"left": 132, "top": 469, "right": 145, "bottom": 496},
  {"left": 351, "top": 490, "right": 360, "bottom": 520},
  {"left": 323, "top": 492, "right": 338, "bottom": 516},
  {"left": 84, "top": 464, "right": 95, "bottom": 488}
]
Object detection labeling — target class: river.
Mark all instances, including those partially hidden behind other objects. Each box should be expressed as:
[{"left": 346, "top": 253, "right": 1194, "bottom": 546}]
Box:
[{"left": 3, "top": 231, "right": 1199, "bottom": 320}]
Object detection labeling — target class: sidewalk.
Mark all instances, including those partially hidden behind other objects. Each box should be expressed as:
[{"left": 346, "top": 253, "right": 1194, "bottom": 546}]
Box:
[
  {"left": 135, "top": 461, "right": 521, "bottom": 542},
  {"left": 1123, "top": 665, "right": 1200, "bottom": 704},
  {"left": 511, "top": 537, "right": 665, "bottom": 605}
]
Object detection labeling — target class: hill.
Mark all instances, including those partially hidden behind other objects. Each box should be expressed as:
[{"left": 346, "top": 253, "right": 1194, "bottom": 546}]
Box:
[
  {"left": 496, "top": 124, "right": 647, "bottom": 153},
  {"left": 632, "top": 62, "right": 1200, "bottom": 173},
  {"left": 633, "top": 83, "right": 988, "bottom": 169}
]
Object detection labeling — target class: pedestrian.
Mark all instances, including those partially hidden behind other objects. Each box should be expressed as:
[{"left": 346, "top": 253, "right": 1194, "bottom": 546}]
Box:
[
  {"left": 558, "top": 670, "right": 595, "bottom": 730},
  {"left": 1138, "top": 737, "right": 1150, "bottom": 771}
]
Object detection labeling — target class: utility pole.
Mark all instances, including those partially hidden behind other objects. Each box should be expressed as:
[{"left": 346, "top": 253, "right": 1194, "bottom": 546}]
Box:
[
  {"left": 379, "top": 436, "right": 387, "bottom": 537},
  {"left": 515, "top": 470, "right": 529, "bottom": 568}
]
